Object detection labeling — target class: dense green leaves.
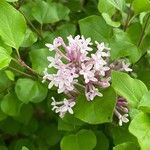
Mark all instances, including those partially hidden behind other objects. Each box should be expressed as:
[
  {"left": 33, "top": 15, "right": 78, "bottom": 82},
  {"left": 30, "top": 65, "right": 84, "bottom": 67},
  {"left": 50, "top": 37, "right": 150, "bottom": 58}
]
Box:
[
  {"left": 29, "top": 48, "right": 54, "bottom": 74},
  {"left": 38, "top": 124, "right": 61, "bottom": 146},
  {"left": 1, "top": 93, "right": 22, "bottom": 117},
  {"left": 0, "top": 0, "right": 26, "bottom": 49},
  {"left": 109, "top": 125, "right": 138, "bottom": 145},
  {"left": 94, "top": 131, "right": 109, "bottom": 150},
  {"left": 15, "top": 78, "right": 48, "bottom": 103},
  {"left": 32, "top": 1, "right": 70, "bottom": 24},
  {"left": 108, "top": 0, "right": 126, "bottom": 11},
  {"left": 0, "top": 46, "right": 12, "bottom": 70},
  {"left": 138, "top": 91, "right": 150, "bottom": 113},
  {"left": 61, "top": 129, "right": 96, "bottom": 150},
  {"left": 21, "top": 146, "right": 29, "bottom": 150},
  {"left": 74, "top": 87, "right": 116, "bottom": 124},
  {"left": 5, "top": 70, "right": 15, "bottom": 81},
  {"left": 0, "top": 109, "right": 7, "bottom": 121},
  {"left": 132, "top": 0, "right": 150, "bottom": 14},
  {"left": 102, "top": 13, "right": 121, "bottom": 27},
  {"left": 112, "top": 71, "right": 148, "bottom": 107},
  {"left": 110, "top": 29, "right": 141, "bottom": 63},
  {"left": 98, "top": 0, "right": 115, "bottom": 16},
  {"left": 0, "top": 70, "right": 12, "bottom": 91},
  {"left": 79, "top": 15, "right": 112, "bottom": 43},
  {"left": 6, "top": 0, "right": 18, "bottom": 2},
  {"left": 21, "top": 28, "right": 37, "bottom": 47},
  {"left": 113, "top": 142, "right": 139, "bottom": 150},
  {"left": 58, "top": 115, "right": 84, "bottom": 131},
  {"left": 129, "top": 113, "right": 150, "bottom": 150}
]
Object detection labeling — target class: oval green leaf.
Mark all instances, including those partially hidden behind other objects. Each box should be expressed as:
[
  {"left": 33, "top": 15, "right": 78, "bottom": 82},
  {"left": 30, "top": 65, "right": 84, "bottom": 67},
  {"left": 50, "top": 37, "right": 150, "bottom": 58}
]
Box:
[
  {"left": 74, "top": 87, "right": 116, "bottom": 124},
  {"left": 61, "top": 129, "right": 97, "bottom": 150},
  {"left": 15, "top": 78, "right": 48, "bottom": 103},
  {"left": 0, "top": 0, "right": 26, "bottom": 49}
]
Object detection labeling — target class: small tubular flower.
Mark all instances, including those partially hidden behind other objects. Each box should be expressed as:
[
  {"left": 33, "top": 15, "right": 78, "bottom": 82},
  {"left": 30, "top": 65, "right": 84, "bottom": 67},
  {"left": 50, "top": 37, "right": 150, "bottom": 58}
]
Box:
[{"left": 114, "top": 97, "right": 129, "bottom": 126}]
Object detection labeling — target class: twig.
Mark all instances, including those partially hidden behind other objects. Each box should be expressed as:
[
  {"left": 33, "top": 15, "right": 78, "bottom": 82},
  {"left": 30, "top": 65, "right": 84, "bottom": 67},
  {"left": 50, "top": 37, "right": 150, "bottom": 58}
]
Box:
[
  {"left": 9, "top": 66, "right": 33, "bottom": 78},
  {"left": 124, "top": 3, "right": 132, "bottom": 31},
  {"left": 19, "top": 10, "right": 43, "bottom": 39},
  {"left": 12, "top": 58, "right": 43, "bottom": 78}
]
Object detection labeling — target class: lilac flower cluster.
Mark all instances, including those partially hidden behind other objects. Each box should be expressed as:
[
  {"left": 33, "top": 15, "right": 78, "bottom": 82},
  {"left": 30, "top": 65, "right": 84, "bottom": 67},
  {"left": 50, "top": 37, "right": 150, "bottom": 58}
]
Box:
[{"left": 43, "top": 35, "right": 131, "bottom": 124}]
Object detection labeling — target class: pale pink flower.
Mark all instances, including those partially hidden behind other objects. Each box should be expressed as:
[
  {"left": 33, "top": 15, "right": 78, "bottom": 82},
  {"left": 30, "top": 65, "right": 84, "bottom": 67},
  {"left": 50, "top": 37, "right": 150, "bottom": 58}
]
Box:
[
  {"left": 79, "top": 63, "right": 97, "bottom": 83},
  {"left": 54, "top": 67, "right": 78, "bottom": 93},
  {"left": 67, "top": 35, "right": 92, "bottom": 54},
  {"left": 95, "top": 41, "right": 110, "bottom": 57},
  {"left": 98, "top": 77, "right": 111, "bottom": 88},
  {"left": 99, "top": 66, "right": 110, "bottom": 76},
  {"left": 122, "top": 61, "right": 132, "bottom": 72},
  {"left": 42, "top": 68, "right": 55, "bottom": 89},
  {"left": 91, "top": 54, "right": 107, "bottom": 70},
  {"left": 119, "top": 114, "right": 129, "bottom": 126},
  {"left": 51, "top": 97, "right": 76, "bottom": 118},
  {"left": 85, "top": 84, "right": 103, "bottom": 101},
  {"left": 45, "top": 37, "right": 64, "bottom": 51},
  {"left": 47, "top": 53, "right": 62, "bottom": 68}
]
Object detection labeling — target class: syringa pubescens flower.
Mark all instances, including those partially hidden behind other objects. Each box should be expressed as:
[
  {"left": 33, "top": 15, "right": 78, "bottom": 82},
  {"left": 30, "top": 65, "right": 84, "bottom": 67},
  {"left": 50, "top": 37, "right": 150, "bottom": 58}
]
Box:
[{"left": 43, "top": 35, "right": 132, "bottom": 120}]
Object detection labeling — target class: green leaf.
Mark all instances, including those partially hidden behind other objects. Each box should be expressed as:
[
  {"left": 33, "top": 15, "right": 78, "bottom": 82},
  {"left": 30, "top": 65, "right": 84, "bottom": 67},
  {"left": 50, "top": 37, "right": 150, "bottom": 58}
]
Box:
[
  {"left": 98, "top": 0, "right": 115, "bottom": 16},
  {"left": 94, "top": 131, "right": 109, "bottom": 150},
  {"left": 79, "top": 15, "right": 112, "bottom": 43},
  {"left": 0, "top": 109, "right": 7, "bottom": 121},
  {"left": 14, "top": 104, "right": 33, "bottom": 125},
  {"left": 32, "top": 1, "right": 70, "bottom": 24},
  {"left": 132, "top": 0, "right": 150, "bottom": 14},
  {"left": 0, "top": 70, "right": 12, "bottom": 92},
  {"left": 21, "top": 28, "right": 37, "bottom": 47},
  {"left": 112, "top": 71, "right": 148, "bottom": 107},
  {"left": 60, "top": 129, "right": 97, "bottom": 150},
  {"left": 74, "top": 87, "right": 116, "bottom": 124},
  {"left": 58, "top": 114, "right": 84, "bottom": 131},
  {"left": 0, "top": 46, "right": 12, "bottom": 70},
  {"left": 55, "top": 23, "right": 76, "bottom": 40},
  {"left": 38, "top": 124, "right": 61, "bottom": 146},
  {"left": 138, "top": 91, "right": 150, "bottom": 113},
  {"left": 108, "top": 0, "right": 126, "bottom": 11},
  {"left": 109, "top": 124, "right": 138, "bottom": 145},
  {"left": 0, "top": 0, "right": 26, "bottom": 49},
  {"left": 6, "top": 0, "right": 18, "bottom": 2},
  {"left": 113, "top": 142, "right": 139, "bottom": 150},
  {"left": 110, "top": 29, "right": 141, "bottom": 63},
  {"left": 126, "top": 22, "right": 141, "bottom": 45},
  {"left": 1, "top": 92, "right": 22, "bottom": 116},
  {"left": 5, "top": 70, "right": 15, "bottom": 81},
  {"left": 15, "top": 78, "right": 48, "bottom": 103},
  {"left": 129, "top": 113, "right": 150, "bottom": 150},
  {"left": 102, "top": 13, "right": 121, "bottom": 27},
  {"left": 29, "top": 48, "right": 53, "bottom": 74},
  {"left": 12, "top": 139, "right": 34, "bottom": 150},
  {"left": 21, "top": 146, "right": 29, "bottom": 150},
  {"left": 0, "top": 117, "right": 21, "bottom": 134},
  {"left": 44, "top": 23, "right": 76, "bottom": 44},
  {"left": 0, "top": 145, "right": 8, "bottom": 150}
]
